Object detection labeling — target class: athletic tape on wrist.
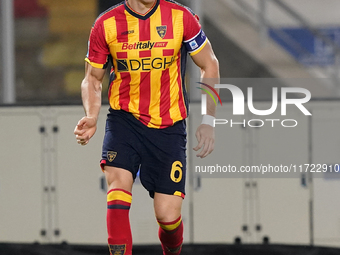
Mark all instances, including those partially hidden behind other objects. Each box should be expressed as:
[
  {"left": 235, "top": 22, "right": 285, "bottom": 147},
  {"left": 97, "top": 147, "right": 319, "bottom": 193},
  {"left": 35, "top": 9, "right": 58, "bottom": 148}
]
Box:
[{"left": 201, "top": 115, "right": 215, "bottom": 127}]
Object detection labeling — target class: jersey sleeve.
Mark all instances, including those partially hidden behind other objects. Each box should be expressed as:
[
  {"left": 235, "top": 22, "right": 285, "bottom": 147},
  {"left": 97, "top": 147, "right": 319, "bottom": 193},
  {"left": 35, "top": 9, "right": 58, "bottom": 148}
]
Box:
[
  {"left": 85, "top": 20, "right": 110, "bottom": 69},
  {"left": 183, "top": 9, "right": 208, "bottom": 56}
]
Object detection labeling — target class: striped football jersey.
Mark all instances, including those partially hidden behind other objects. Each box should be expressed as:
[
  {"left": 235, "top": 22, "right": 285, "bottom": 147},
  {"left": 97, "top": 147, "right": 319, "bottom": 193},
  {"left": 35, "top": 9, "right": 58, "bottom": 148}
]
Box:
[{"left": 86, "top": 0, "right": 207, "bottom": 128}]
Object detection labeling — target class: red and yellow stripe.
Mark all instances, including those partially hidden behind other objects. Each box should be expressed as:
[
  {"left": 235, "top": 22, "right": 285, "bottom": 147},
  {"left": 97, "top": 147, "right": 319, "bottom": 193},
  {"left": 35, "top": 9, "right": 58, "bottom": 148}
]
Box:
[
  {"left": 107, "top": 189, "right": 132, "bottom": 210},
  {"left": 158, "top": 215, "right": 182, "bottom": 232}
]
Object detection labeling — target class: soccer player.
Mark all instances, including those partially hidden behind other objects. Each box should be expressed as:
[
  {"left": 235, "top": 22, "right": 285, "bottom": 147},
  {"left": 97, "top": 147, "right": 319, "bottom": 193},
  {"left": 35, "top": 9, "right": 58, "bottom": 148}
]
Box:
[{"left": 74, "top": 0, "right": 219, "bottom": 254}]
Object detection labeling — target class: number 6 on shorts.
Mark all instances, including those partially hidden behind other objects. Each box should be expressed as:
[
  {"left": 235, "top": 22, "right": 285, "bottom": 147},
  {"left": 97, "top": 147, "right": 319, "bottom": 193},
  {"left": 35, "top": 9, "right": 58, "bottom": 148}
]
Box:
[{"left": 170, "top": 161, "right": 183, "bottom": 183}]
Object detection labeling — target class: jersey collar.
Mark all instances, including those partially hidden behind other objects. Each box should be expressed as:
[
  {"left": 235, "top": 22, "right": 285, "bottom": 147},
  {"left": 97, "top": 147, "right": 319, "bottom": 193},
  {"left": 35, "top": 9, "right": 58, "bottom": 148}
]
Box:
[{"left": 125, "top": 0, "right": 160, "bottom": 20}]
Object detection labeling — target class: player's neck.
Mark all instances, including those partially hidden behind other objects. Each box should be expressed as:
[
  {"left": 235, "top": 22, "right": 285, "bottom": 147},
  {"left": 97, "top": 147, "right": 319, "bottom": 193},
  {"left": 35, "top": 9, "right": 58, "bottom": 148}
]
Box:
[{"left": 126, "top": 0, "right": 157, "bottom": 14}]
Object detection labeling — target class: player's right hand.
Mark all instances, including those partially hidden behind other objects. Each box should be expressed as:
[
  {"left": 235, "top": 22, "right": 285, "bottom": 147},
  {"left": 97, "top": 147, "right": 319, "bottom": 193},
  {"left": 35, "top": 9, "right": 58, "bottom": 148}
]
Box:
[{"left": 74, "top": 116, "right": 97, "bottom": 146}]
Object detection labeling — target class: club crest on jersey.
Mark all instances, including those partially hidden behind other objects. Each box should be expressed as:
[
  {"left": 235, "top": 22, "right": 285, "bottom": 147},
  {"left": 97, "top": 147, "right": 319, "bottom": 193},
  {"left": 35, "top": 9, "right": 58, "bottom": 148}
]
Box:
[
  {"left": 107, "top": 151, "right": 117, "bottom": 162},
  {"left": 109, "top": 244, "right": 126, "bottom": 255},
  {"left": 156, "top": 25, "right": 167, "bottom": 39}
]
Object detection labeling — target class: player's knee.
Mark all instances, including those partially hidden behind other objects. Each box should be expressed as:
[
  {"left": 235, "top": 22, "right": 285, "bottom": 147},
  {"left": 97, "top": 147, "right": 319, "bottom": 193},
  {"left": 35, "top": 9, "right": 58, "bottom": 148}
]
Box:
[
  {"left": 104, "top": 166, "right": 133, "bottom": 191},
  {"left": 156, "top": 211, "right": 181, "bottom": 223},
  {"left": 154, "top": 195, "right": 182, "bottom": 222}
]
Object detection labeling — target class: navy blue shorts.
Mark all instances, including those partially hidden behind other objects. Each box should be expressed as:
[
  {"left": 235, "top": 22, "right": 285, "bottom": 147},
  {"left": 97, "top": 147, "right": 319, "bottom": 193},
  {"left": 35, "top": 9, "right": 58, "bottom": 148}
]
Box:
[{"left": 100, "top": 109, "right": 187, "bottom": 199}]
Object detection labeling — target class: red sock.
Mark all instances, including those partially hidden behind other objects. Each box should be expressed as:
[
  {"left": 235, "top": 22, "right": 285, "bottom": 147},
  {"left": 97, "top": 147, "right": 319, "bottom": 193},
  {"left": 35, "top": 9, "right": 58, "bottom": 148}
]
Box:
[
  {"left": 158, "top": 216, "right": 183, "bottom": 255},
  {"left": 107, "top": 189, "right": 132, "bottom": 255}
]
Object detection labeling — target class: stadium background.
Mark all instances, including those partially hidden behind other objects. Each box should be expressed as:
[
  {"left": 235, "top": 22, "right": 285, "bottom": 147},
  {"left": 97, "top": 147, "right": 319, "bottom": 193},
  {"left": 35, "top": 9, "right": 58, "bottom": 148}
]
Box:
[{"left": 1, "top": 0, "right": 340, "bottom": 254}]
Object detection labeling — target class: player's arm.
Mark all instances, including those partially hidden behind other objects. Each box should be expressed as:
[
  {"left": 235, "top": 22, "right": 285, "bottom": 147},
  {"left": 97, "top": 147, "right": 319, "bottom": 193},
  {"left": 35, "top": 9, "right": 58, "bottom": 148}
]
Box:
[
  {"left": 191, "top": 40, "right": 220, "bottom": 158},
  {"left": 74, "top": 63, "right": 106, "bottom": 145}
]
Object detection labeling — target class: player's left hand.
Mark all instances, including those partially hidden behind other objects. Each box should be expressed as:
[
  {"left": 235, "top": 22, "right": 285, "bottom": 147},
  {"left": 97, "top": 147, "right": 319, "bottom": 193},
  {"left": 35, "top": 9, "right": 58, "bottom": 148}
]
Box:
[{"left": 193, "top": 124, "right": 215, "bottom": 158}]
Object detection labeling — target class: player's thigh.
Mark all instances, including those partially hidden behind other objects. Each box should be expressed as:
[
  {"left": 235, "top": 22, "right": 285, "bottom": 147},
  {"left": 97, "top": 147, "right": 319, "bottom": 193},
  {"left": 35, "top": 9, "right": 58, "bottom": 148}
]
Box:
[
  {"left": 104, "top": 166, "right": 134, "bottom": 192},
  {"left": 140, "top": 120, "right": 187, "bottom": 198},
  {"left": 154, "top": 192, "right": 183, "bottom": 222}
]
